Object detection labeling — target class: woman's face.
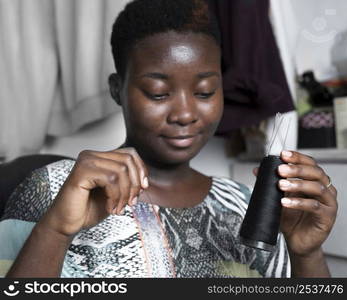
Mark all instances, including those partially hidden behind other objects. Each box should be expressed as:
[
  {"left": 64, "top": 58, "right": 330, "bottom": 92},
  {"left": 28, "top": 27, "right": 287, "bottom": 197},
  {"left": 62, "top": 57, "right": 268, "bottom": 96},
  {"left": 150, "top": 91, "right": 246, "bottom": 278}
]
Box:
[{"left": 117, "top": 31, "right": 223, "bottom": 166}]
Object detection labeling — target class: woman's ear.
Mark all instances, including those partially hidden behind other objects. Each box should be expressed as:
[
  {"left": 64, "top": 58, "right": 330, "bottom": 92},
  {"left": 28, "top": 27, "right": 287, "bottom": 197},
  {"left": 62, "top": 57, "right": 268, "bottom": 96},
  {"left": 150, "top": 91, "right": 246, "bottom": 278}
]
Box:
[{"left": 108, "top": 73, "right": 122, "bottom": 106}]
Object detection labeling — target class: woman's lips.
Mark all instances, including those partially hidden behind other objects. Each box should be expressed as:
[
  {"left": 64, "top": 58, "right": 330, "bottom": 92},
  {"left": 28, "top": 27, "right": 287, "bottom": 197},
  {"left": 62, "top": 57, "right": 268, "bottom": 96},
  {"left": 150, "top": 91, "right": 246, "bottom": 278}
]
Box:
[{"left": 162, "top": 135, "right": 197, "bottom": 148}]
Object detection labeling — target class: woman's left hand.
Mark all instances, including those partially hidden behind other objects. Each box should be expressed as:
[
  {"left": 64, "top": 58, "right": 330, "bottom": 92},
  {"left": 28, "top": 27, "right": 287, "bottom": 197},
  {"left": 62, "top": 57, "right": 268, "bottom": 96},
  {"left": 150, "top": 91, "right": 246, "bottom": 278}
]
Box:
[{"left": 277, "top": 150, "right": 338, "bottom": 257}]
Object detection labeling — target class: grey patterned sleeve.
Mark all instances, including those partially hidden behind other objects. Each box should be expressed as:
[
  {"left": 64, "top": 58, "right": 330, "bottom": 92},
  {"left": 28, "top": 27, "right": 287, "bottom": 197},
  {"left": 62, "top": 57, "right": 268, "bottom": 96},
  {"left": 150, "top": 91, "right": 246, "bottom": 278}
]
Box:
[
  {"left": 1, "top": 166, "right": 54, "bottom": 223},
  {"left": 262, "top": 233, "right": 291, "bottom": 278}
]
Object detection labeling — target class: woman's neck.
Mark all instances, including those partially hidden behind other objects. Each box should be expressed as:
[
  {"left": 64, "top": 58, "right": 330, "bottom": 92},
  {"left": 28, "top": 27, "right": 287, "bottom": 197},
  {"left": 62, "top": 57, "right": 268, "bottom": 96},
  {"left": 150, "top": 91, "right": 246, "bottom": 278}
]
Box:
[
  {"left": 146, "top": 162, "right": 193, "bottom": 188},
  {"left": 118, "top": 141, "right": 211, "bottom": 208},
  {"left": 119, "top": 140, "right": 195, "bottom": 189}
]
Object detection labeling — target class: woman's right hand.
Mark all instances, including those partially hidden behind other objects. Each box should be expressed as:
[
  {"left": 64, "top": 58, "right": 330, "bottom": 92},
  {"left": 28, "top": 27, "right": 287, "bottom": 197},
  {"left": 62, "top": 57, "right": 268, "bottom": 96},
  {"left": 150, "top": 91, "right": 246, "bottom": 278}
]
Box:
[{"left": 39, "top": 148, "right": 148, "bottom": 237}]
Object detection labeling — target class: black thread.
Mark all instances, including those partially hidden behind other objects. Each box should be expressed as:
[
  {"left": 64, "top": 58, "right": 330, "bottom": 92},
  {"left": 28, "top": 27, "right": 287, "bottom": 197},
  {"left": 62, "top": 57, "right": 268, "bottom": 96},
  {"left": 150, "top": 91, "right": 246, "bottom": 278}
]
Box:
[{"left": 239, "top": 155, "right": 284, "bottom": 251}]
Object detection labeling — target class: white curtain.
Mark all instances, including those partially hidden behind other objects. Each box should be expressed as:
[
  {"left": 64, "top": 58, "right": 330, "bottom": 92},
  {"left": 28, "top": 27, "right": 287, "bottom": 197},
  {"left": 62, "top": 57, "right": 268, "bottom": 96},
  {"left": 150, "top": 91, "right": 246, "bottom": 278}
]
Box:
[
  {"left": 262, "top": 0, "right": 299, "bottom": 152},
  {"left": 0, "top": 0, "right": 129, "bottom": 161}
]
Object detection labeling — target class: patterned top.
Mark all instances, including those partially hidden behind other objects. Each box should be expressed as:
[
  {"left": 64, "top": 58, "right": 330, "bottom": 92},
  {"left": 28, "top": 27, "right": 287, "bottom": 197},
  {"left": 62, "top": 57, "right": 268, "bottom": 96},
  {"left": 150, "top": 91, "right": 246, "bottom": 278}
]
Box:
[{"left": 2, "top": 159, "right": 290, "bottom": 278}]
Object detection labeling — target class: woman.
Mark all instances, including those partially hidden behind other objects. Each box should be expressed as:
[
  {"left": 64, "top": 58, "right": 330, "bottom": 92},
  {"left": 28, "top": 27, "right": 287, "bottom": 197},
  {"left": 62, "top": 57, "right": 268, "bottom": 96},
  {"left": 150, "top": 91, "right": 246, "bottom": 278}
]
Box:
[{"left": 3, "top": 0, "right": 337, "bottom": 278}]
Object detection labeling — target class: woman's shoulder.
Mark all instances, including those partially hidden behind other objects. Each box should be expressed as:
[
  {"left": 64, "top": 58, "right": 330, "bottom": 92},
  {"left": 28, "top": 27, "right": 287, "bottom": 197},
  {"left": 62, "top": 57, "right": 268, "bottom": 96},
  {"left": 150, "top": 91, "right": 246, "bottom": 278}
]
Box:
[
  {"left": 1, "top": 159, "right": 76, "bottom": 222},
  {"left": 210, "top": 175, "right": 251, "bottom": 203},
  {"left": 45, "top": 158, "right": 76, "bottom": 176},
  {"left": 211, "top": 176, "right": 252, "bottom": 202},
  {"left": 202, "top": 176, "right": 252, "bottom": 220},
  {"left": 29, "top": 158, "right": 76, "bottom": 200},
  {"left": 44, "top": 158, "right": 76, "bottom": 193}
]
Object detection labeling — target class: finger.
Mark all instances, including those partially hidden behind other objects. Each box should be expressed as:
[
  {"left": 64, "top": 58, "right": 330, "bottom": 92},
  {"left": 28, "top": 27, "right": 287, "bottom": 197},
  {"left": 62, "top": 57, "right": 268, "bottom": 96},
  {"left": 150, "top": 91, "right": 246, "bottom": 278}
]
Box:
[
  {"left": 81, "top": 168, "right": 120, "bottom": 215},
  {"left": 117, "top": 148, "right": 149, "bottom": 189},
  {"left": 90, "top": 151, "right": 140, "bottom": 183},
  {"left": 278, "top": 179, "right": 334, "bottom": 206},
  {"left": 328, "top": 183, "right": 338, "bottom": 198},
  {"left": 278, "top": 163, "right": 328, "bottom": 184},
  {"left": 112, "top": 163, "right": 131, "bottom": 215},
  {"left": 93, "top": 149, "right": 149, "bottom": 190},
  {"left": 104, "top": 184, "right": 121, "bottom": 215},
  {"left": 280, "top": 150, "right": 317, "bottom": 166},
  {"left": 89, "top": 159, "right": 130, "bottom": 215},
  {"left": 89, "top": 151, "right": 143, "bottom": 206},
  {"left": 75, "top": 151, "right": 130, "bottom": 215},
  {"left": 87, "top": 155, "right": 139, "bottom": 207},
  {"left": 281, "top": 197, "right": 323, "bottom": 213},
  {"left": 252, "top": 167, "right": 259, "bottom": 177},
  {"left": 107, "top": 152, "right": 141, "bottom": 205},
  {"left": 281, "top": 197, "right": 336, "bottom": 231},
  {"left": 90, "top": 173, "right": 123, "bottom": 216}
]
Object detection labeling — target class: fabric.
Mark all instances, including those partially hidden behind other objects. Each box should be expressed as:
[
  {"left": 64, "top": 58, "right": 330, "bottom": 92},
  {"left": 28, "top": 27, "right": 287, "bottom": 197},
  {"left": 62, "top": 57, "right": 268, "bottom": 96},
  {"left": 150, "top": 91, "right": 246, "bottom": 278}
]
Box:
[
  {"left": 0, "top": 154, "right": 72, "bottom": 217},
  {"left": 207, "top": 0, "right": 294, "bottom": 134},
  {"left": 0, "top": 0, "right": 128, "bottom": 161},
  {"left": 1, "top": 160, "right": 291, "bottom": 278},
  {"left": 0, "top": 219, "right": 36, "bottom": 277}
]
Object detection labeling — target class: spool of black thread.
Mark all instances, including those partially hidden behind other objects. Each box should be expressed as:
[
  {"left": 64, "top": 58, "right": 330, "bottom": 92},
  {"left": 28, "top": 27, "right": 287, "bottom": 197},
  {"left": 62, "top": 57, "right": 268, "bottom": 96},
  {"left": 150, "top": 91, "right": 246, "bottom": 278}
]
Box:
[{"left": 240, "top": 155, "right": 285, "bottom": 251}]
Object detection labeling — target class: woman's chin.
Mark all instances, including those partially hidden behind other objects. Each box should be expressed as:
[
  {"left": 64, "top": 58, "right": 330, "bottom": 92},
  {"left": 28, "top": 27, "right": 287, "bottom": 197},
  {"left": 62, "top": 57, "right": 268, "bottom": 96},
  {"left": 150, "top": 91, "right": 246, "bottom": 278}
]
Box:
[{"left": 155, "top": 147, "right": 202, "bottom": 166}]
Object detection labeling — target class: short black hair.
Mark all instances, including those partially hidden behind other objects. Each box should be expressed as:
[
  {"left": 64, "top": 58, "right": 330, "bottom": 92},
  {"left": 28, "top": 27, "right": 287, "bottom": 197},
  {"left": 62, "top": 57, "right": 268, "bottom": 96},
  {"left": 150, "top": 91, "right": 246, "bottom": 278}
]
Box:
[{"left": 111, "top": 0, "right": 221, "bottom": 79}]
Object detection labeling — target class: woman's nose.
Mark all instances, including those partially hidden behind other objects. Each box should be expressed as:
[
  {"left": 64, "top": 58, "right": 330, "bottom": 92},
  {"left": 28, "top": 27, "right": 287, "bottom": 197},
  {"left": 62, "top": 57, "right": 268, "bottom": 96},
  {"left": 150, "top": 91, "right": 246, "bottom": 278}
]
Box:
[{"left": 167, "top": 92, "right": 198, "bottom": 126}]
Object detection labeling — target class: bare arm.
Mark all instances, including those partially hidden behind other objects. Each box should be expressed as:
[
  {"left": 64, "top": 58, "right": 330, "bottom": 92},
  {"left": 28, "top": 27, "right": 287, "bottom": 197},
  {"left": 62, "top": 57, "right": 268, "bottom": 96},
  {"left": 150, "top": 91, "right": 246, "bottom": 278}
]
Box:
[{"left": 290, "top": 248, "right": 330, "bottom": 278}]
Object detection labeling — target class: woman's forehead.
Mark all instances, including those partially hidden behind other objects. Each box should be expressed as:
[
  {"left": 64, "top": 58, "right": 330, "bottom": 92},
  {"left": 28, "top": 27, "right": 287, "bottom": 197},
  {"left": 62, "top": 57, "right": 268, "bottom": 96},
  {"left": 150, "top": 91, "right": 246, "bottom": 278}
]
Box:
[
  {"left": 128, "top": 31, "right": 221, "bottom": 72},
  {"left": 169, "top": 45, "right": 196, "bottom": 64}
]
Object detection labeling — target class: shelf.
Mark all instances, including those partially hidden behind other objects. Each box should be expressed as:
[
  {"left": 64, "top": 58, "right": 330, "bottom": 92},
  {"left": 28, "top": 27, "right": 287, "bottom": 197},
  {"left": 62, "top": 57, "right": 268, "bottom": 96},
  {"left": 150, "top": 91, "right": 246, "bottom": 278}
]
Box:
[{"left": 298, "top": 148, "right": 347, "bottom": 163}]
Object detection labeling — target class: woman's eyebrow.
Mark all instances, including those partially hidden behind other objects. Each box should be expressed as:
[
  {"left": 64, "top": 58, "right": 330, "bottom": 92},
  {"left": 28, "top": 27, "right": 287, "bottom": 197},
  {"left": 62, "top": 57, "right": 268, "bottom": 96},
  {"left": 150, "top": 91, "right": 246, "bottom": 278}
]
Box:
[
  {"left": 197, "top": 71, "right": 220, "bottom": 79},
  {"left": 140, "top": 72, "right": 169, "bottom": 80},
  {"left": 139, "top": 72, "right": 220, "bottom": 80}
]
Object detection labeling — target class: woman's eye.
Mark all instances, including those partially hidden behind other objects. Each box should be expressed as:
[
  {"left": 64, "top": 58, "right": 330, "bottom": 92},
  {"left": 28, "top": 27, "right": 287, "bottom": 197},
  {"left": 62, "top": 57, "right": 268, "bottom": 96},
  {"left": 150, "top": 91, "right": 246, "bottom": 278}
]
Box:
[
  {"left": 195, "top": 91, "right": 215, "bottom": 99},
  {"left": 144, "top": 91, "right": 169, "bottom": 100},
  {"left": 152, "top": 94, "right": 169, "bottom": 100}
]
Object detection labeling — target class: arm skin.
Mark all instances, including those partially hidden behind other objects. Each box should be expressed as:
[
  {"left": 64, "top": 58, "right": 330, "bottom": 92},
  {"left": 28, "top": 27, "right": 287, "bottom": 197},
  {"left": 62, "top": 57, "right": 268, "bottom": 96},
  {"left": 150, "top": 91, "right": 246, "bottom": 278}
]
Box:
[
  {"left": 5, "top": 221, "right": 73, "bottom": 278},
  {"left": 290, "top": 248, "right": 330, "bottom": 278}
]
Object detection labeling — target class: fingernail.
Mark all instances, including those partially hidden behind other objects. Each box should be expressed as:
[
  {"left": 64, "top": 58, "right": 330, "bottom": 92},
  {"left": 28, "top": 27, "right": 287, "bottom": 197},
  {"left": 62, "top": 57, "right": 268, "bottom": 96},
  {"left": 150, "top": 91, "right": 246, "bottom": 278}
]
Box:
[
  {"left": 281, "top": 198, "right": 292, "bottom": 205},
  {"left": 143, "top": 177, "right": 149, "bottom": 189},
  {"left": 279, "top": 164, "right": 291, "bottom": 174},
  {"left": 132, "top": 197, "right": 138, "bottom": 206},
  {"left": 119, "top": 208, "right": 125, "bottom": 215},
  {"left": 279, "top": 179, "right": 291, "bottom": 188},
  {"left": 282, "top": 150, "right": 292, "bottom": 157}
]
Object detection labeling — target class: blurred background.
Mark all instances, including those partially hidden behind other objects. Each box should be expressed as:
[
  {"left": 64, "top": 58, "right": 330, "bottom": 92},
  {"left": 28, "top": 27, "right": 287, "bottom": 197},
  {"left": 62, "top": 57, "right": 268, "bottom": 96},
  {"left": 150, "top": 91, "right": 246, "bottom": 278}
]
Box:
[{"left": 0, "top": 0, "right": 347, "bottom": 276}]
